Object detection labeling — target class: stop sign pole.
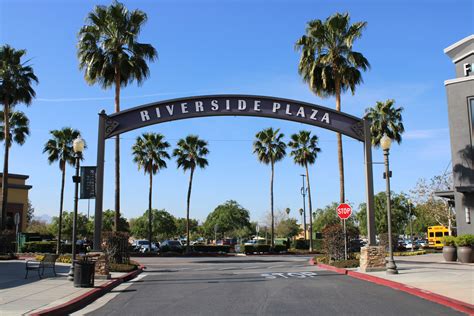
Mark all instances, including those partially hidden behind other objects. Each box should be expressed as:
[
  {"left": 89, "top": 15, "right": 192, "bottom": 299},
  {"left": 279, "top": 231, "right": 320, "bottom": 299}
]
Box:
[{"left": 337, "top": 204, "right": 352, "bottom": 260}]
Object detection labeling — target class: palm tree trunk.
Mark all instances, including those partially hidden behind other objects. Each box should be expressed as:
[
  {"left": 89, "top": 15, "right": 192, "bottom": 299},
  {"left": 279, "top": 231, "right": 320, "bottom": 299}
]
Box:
[
  {"left": 186, "top": 168, "right": 194, "bottom": 253},
  {"left": 148, "top": 171, "right": 153, "bottom": 252},
  {"left": 1, "top": 101, "right": 10, "bottom": 230},
  {"left": 270, "top": 161, "right": 275, "bottom": 250},
  {"left": 305, "top": 162, "right": 313, "bottom": 252},
  {"left": 335, "top": 81, "right": 345, "bottom": 204},
  {"left": 57, "top": 164, "right": 66, "bottom": 254},
  {"left": 114, "top": 68, "right": 121, "bottom": 232}
]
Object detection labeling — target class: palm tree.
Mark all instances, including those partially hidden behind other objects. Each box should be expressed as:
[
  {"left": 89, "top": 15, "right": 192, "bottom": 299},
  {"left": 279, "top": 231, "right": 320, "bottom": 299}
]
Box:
[
  {"left": 0, "top": 111, "right": 30, "bottom": 147},
  {"left": 78, "top": 1, "right": 157, "bottom": 231},
  {"left": 295, "top": 12, "right": 369, "bottom": 204},
  {"left": 365, "top": 99, "right": 405, "bottom": 147},
  {"left": 288, "top": 131, "right": 321, "bottom": 251},
  {"left": 43, "top": 128, "right": 82, "bottom": 254},
  {"left": 173, "top": 135, "right": 209, "bottom": 253},
  {"left": 0, "top": 45, "right": 38, "bottom": 229},
  {"left": 253, "top": 128, "right": 286, "bottom": 249},
  {"left": 132, "top": 133, "right": 170, "bottom": 253}
]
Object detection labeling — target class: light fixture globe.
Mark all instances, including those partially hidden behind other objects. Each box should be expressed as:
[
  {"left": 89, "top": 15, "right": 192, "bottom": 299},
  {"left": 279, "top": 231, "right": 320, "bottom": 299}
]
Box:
[
  {"left": 380, "top": 133, "right": 392, "bottom": 151},
  {"left": 299, "top": 208, "right": 303, "bottom": 216},
  {"left": 285, "top": 208, "right": 290, "bottom": 215},
  {"left": 73, "top": 136, "right": 85, "bottom": 153}
]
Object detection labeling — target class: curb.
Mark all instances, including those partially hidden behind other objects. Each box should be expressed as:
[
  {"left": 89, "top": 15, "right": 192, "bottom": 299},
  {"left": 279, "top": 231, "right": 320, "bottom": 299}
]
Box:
[
  {"left": 30, "top": 264, "right": 144, "bottom": 316},
  {"left": 310, "top": 259, "right": 474, "bottom": 315}
]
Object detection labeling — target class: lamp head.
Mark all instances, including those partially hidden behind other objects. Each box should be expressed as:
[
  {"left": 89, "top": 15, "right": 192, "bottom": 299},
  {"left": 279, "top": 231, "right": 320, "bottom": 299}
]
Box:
[
  {"left": 299, "top": 208, "right": 303, "bottom": 215},
  {"left": 380, "top": 133, "right": 392, "bottom": 151},
  {"left": 73, "top": 136, "right": 85, "bottom": 153},
  {"left": 285, "top": 208, "right": 290, "bottom": 215}
]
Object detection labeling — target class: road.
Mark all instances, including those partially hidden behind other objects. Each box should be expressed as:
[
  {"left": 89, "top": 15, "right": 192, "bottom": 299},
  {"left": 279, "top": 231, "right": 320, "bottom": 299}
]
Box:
[{"left": 77, "top": 256, "right": 463, "bottom": 316}]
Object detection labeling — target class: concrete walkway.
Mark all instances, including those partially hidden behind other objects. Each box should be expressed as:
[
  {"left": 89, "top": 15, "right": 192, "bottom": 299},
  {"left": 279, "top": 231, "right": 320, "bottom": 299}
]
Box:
[
  {"left": 357, "top": 253, "right": 474, "bottom": 305},
  {"left": 0, "top": 260, "right": 123, "bottom": 315}
]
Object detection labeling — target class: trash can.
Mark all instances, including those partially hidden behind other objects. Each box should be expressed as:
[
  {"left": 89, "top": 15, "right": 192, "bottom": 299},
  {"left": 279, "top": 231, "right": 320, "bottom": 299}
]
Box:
[{"left": 73, "top": 260, "right": 95, "bottom": 288}]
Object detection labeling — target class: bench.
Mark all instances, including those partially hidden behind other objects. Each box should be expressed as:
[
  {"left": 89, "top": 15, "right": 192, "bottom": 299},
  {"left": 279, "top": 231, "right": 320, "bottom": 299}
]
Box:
[{"left": 25, "top": 254, "right": 59, "bottom": 279}]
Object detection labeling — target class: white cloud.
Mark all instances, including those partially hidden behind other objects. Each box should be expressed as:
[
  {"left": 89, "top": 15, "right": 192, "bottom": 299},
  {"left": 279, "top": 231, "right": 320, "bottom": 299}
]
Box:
[{"left": 404, "top": 128, "right": 449, "bottom": 140}]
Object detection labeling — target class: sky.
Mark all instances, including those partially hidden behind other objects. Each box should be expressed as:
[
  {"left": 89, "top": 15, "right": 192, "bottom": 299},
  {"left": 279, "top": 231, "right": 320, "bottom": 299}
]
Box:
[{"left": 0, "top": 0, "right": 472, "bottom": 224}]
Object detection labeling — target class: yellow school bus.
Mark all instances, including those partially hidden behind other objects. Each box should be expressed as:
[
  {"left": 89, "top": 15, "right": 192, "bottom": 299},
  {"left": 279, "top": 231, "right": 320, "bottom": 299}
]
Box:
[{"left": 428, "top": 226, "right": 450, "bottom": 249}]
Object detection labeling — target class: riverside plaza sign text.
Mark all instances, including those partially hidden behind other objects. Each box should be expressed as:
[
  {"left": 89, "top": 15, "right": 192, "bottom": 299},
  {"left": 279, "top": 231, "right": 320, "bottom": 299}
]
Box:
[{"left": 103, "top": 95, "right": 366, "bottom": 141}]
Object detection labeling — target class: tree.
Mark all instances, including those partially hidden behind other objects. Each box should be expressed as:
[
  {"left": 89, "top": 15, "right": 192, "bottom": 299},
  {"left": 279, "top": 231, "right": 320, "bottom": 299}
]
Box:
[
  {"left": 0, "top": 45, "right": 38, "bottom": 229},
  {"left": 295, "top": 13, "right": 369, "bottom": 204},
  {"left": 203, "top": 200, "right": 251, "bottom": 239},
  {"left": 275, "top": 218, "right": 301, "bottom": 239},
  {"left": 175, "top": 217, "right": 199, "bottom": 238},
  {"left": 253, "top": 127, "right": 286, "bottom": 249},
  {"left": 129, "top": 209, "right": 176, "bottom": 241},
  {"left": 365, "top": 99, "right": 404, "bottom": 147},
  {"left": 26, "top": 220, "right": 53, "bottom": 235},
  {"left": 173, "top": 135, "right": 209, "bottom": 252},
  {"left": 313, "top": 202, "right": 357, "bottom": 232},
  {"left": 132, "top": 133, "right": 170, "bottom": 252},
  {"left": 43, "top": 128, "right": 83, "bottom": 254},
  {"left": 357, "top": 192, "right": 410, "bottom": 237},
  {"left": 410, "top": 173, "right": 455, "bottom": 234},
  {"left": 288, "top": 130, "right": 321, "bottom": 251},
  {"left": 78, "top": 1, "right": 157, "bottom": 231},
  {"left": 26, "top": 200, "right": 34, "bottom": 225},
  {"left": 101, "top": 209, "right": 129, "bottom": 232},
  {"left": 50, "top": 211, "right": 91, "bottom": 241}
]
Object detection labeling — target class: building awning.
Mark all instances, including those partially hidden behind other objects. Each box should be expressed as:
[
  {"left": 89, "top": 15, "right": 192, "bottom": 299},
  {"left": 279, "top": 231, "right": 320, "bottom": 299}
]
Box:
[
  {"left": 434, "top": 190, "right": 455, "bottom": 199},
  {"left": 455, "top": 186, "right": 474, "bottom": 193}
]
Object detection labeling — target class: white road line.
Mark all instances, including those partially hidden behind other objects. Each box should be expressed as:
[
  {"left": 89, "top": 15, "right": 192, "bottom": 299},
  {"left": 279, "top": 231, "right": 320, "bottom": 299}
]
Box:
[
  {"left": 242, "top": 266, "right": 260, "bottom": 269},
  {"left": 268, "top": 265, "right": 286, "bottom": 269},
  {"left": 195, "top": 267, "right": 214, "bottom": 271},
  {"left": 218, "top": 267, "right": 237, "bottom": 270},
  {"left": 130, "top": 274, "right": 148, "bottom": 282}
]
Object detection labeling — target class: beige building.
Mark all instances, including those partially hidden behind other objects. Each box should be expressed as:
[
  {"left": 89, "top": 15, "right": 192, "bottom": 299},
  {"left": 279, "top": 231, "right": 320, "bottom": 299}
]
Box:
[{"left": 0, "top": 173, "right": 32, "bottom": 232}]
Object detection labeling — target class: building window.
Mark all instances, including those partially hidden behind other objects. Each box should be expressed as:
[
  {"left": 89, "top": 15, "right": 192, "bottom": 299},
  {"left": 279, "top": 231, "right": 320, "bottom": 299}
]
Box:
[{"left": 470, "top": 98, "right": 474, "bottom": 145}]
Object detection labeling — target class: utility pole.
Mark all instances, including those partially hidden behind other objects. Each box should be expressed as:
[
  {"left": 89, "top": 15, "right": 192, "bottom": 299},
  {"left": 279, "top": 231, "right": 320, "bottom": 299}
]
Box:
[{"left": 300, "top": 174, "right": 308, "bottom": 240}]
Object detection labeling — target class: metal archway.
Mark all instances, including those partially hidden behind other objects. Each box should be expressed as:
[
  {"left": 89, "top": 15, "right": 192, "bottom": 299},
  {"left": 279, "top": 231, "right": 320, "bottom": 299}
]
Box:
[{"left": 93, "top": 95, "right": 376, "bottom": 249}]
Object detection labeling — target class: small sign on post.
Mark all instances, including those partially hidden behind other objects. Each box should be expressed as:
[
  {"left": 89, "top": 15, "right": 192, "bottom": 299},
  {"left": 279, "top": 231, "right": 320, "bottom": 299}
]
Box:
[
  {"left": 80, "top": 166, "right": 97, "bottom": 199},
  {"left": 337, "top": 203, "right": 352, "bottom": 260}
]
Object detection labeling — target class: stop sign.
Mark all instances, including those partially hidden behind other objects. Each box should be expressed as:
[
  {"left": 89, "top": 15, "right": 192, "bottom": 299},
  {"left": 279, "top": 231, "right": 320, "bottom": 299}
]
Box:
[{"left": 337, "top": 203, "right": 352, "bottom": 219}]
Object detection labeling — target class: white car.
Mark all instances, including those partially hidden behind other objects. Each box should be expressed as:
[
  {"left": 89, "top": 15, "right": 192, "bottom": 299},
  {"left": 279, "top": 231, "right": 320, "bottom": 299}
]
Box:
[{"left": 139, "top": 242, "right": 159, "bottom": 253}]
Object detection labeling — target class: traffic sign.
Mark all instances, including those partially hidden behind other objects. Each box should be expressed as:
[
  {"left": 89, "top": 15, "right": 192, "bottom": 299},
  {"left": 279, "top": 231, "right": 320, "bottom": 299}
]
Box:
[{"left": 337, "top": 203, "right": 352, "bottom": 219}]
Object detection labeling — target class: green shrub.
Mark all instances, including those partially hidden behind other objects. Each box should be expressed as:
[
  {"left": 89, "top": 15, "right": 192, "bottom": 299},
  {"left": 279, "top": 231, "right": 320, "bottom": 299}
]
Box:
[
  {"left": 322, "top": 224, "right": 345, "bottom": 261},
  {"left": 241, "top": 244, "right": 271, "bottom": 253},
  {"left": 57, "top": 254, "right": 72, "bottom": 263},
  {"left": 391, "top": 250, "right": 426, "bottom": 256},
  {"left": 273, "top": 245, "right": 287, "bottom": 253},
  {"left": 293, "top": 239, "right": 309, "bottom": 250},
  {"left": 313, "top": 239, "right": 323, "bottom": 253},
  {"left": 442, "top": 236, "right": 456, "bottom": 247},
  {"left": 315, "top": 256, "right": 329, "bottom": 264},
  {"left": 109, "top": 263, "right": 137, "bottom": 272},
  {"left": 331, "top": 259, "right": 359, "bottom": 268},
  {"left": 455, "top": 235, "right": 474, "bottom": 247},
  {"left": 103, "top": 232, "right": 130, "bottom": 264},
  {"left": 0, "top": 230, "right": 16, "bottom": 254},
  {"left": 21, "top": 241, "right": 56, "bottom": 253}
]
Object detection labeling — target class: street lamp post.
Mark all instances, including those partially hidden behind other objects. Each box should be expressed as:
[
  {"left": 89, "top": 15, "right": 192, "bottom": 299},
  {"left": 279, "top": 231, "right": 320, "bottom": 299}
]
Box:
[
  {"left": 381, "top": 134, "right": 398, "bottom": 275},
  {"left": 67, "top": 136, "right": 85, "bottom": 281},
  {"left": 300, "top": 174, "right": 307, "bottom": 240}
]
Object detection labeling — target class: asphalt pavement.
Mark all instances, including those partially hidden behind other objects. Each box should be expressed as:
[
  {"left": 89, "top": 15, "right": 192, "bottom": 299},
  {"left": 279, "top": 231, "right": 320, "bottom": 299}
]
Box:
[{"left": 78, "top": 256, "right": 465, "bottom": 316}]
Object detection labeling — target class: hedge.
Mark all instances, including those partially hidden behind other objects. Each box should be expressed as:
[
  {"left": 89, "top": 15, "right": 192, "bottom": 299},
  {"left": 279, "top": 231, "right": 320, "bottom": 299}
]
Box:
[
  {"left": 192, "top": 245, "right": 230, "bottom": 253},
  {"left": 21, "top": 241, "right": 74, "bottom": 254},
  {"left": 241, "top": 244, "right": 271, "bottom": 254}
]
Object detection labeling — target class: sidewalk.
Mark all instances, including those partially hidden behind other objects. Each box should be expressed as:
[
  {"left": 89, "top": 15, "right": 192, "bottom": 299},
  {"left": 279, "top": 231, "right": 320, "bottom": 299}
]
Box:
[
  {"left": 357, "top": 253, "right": 474, "bottom": 305},
  {"left": 0, "top": 260, "right": 126, "bottom": 315}
]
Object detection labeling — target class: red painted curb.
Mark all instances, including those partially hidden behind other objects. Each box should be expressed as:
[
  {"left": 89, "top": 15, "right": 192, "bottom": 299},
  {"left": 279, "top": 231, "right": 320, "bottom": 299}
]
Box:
[
  {"left": 314, "top": 261, "right": 474, "bottom": 315},
  {"left": 346, "top": 270, "right": 474, "bottom": 315},
  {"left": 316, "top": 263, "right": 348, "bottom": 275},
  {"left": 30, "top": 264, "right": 145, "bottom": 316}
]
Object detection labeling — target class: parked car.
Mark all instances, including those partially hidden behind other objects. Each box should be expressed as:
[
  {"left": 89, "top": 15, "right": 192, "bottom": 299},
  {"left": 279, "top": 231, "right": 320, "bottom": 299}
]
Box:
[
  {"left": 416, "top": 239, "right": 428, "bottom": 248},
  {"left": 161, "top": 240, "right": 183, "bottom": 253},
  {"left": 139, "top": 242, "right": 159, "bottom": 253},
  {"left": 403, "top": 240, "right": 418, "bottom": 250},
  {"left": 132, "top": 240, "right": 150, "bottom": 251}
]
